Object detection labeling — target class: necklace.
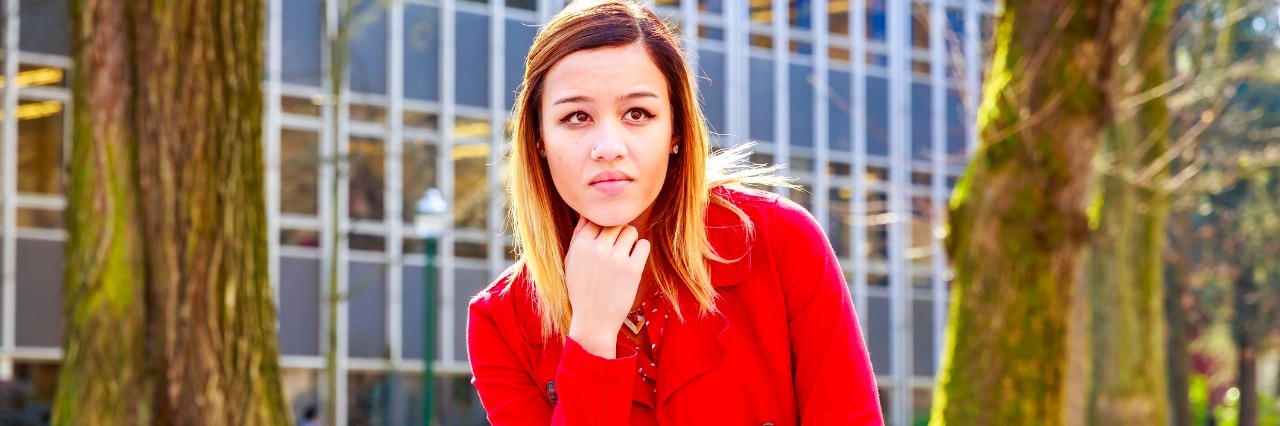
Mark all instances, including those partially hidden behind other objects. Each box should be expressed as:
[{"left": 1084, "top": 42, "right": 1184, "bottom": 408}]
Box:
[{"left": 623, "top": 307, "right": 646, "bottom": 334}]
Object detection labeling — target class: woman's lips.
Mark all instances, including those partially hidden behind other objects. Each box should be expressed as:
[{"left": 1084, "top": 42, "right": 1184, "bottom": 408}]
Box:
[{"left": 590, "top": 179, "right": 632, "bottom": 195}]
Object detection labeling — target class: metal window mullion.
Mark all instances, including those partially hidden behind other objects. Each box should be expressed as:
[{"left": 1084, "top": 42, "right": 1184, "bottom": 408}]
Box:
[
  {"left": 964, "top": 0, "right": 979, "bottom": 156},
  {"left": 439, "top": 0, "right": 458, "bottom": 367},
  {"left": 266, "top": 0, "right": 284, "bottom": 331},
  {"left": 0, "top": 0, "right": 18, "bottom": 381},
  {"left": 929, "top": 0, "right": 948, "bottom": 378},
  {"left": 771, "top": 0, "right": 789, "bottom": 197},
  {"left": 812, "top": 0, "right": 830, "bottom": 232},
  {"left": 387, "top": 0, "right": 406, "bottom": 369},
  {"left": 487, "top": 0, "right": 506, "bottom": 281},
  {"left": 886, "top": 0, "right": 913, "bottom": 423},
  {"left": 681, "top": 0, "right": 698, "bottom": 75},
  {"left": 724, "top": 2, "right": 746, "bottom": 148},
  {"left": 850, "top": 0, "right": 869, "bottom": 329}
]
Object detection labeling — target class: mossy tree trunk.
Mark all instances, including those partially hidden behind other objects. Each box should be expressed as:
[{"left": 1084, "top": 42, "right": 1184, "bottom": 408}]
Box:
[
  {"left": 1084, "top": 1, "right": 1175, "bottom": 424},
  {"left": 55, "top": 0, "right": 148, "bottom": 423},
  {"left": 928, "top": 0, "right": 1151, "bottom": 424},
  {"left": 56, "top": 0, "right": 291, "bottom": 424}
]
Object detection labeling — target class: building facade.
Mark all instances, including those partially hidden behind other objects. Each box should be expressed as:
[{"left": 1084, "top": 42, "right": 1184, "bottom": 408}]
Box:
[{"left": 2, "top": 0, "right": 993, "bottom": 424}]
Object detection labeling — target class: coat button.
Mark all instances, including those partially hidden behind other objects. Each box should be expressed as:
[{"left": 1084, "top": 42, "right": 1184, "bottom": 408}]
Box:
[{"left": 545, "top": 380, "right": 558, "bottom": 404}]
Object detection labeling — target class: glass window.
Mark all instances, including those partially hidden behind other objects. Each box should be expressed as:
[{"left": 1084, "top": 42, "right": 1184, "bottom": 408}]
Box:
[
  {"left": 406, "top": 5, "right": 441, "bottom": 101},
  {"left": 16, "top": 239, "right": 63, "bottom": 348},
  {"left": 748, "top": 0, "right": 770, "bottom": 24},
  {"left": 699, "top": 0, "right": 723, "bottom": 15},
  {"left": 866, "top": 76, "right": 889, "bottom": 157},
  {"left": 748, "top": 58, "right": 774, "bottom": 142},
  {"left": 946, "top": 89, "right": 967, "bottom": 165},
  {"left": 697, "top": 49, "right": 726, "bottom": 134},
  {"left": 453, "top": 119, "right": 490, "bottom": 230},
  {"left": 280, "top": 256, "right": 321, "bottom": 356},
  {"left": 282, "top": 129, "right": 320, "bottom": 216},
  {"left": 911, "top": 195, "right": 934, "bottom": 268},
  {"left": 911, "top": 82, "right": 932, "bottom": 161},
  {"left": 829, "top": 187, "right": 851, "bottom": 257},
  {"left": 349, "top": 261, "right": 388, "bottom": 358},
  {"left": 17, "top": 99, "right": 64, "bottom": 196},
  {"left": 829, "top": 0, "right": 849, "bottom": 35},
  {"left": 507, "top": 0, "right": 537, "bottom": 10},
  {"left": 348, "top": 372, "right": 392, "bottom": 424},
  {"left": 946, "top": 7, "right": 965, "bottom": 53},
  {"left": 283, "top": 369, "right": 321, "bottom": 423},
  {"left": 9, "top": 362, "right": 58, "bottom": 423},
  {"left": 867, "top": 295, "right": 891, "bottom": 373},
  {"left": 283, "top": 0, "right": 324, "bottom": 86},
  {"left": 455, "top": 267, "right": 492, "bottom": 363},
  {"left": 349, "top": 137, "right": 386, "bottom": 220},
  {"left": 349, "top": 0, "right": 388, "bottom": 94},
  {"left": 829, "top": 69, "right": 852, "bottom": 152},
  {"left": 403, "top": 140, "right": 440, "bottom": 223},
  {"left": 456, "top": 12, "right": 491, "bottom": 108},
  {"left": 913, "top": 299, "right": 935, "bottom": 377},
  {"left": 866, "top": 0, "right": 886, "bottom": 41},
  {"left": 867, "top": 191, "right": 888, "bottom": 262},
  {"left": 505, "top": 19, "right": 537, "bottom": 111},
  {"left": 789, "top": 0, "right": 812, "bottom": 29},
  {"left": 911, "top": 2, "right": 929, "bottom": 50},
  {"left": 17, "top": 208, "right": 60, "bottom": 229},
  {"left": 402, "top": 264, "right": 428, "bottom": 361},
  {"left": 914, "top": 387, "right": 935, "bottom": 423},
  {"left": 20, "top": 0, "right": 70, "bottom": 55},
  {"left": 789, "top": 63, "right": 814, "bottom": 147}
]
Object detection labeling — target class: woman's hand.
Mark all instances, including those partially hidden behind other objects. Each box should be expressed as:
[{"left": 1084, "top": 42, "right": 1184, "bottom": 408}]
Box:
[{"left": 564, "top": 217, "right": 651, "bottom": 358}]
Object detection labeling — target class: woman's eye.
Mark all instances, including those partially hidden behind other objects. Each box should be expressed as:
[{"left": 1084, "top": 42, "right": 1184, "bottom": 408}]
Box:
[
  {"left": 561, "top": 111, "right": 590, "bottom": 124},
  {"left": 624, "top": 108, "right": 653, "bottom": 122}
]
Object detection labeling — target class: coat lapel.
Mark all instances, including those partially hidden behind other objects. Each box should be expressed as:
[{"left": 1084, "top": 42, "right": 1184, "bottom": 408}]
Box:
[{"left": 655, "top": 205, "right": 754, "bottom": 407}]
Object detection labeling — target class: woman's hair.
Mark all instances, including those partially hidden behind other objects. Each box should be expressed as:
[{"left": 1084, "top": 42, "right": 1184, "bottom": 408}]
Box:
[{"left": 507, "top": 0, "right": 790, "bottom": 338}]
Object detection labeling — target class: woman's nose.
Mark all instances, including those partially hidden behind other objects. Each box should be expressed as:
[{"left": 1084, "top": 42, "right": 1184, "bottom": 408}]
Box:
[{"left": 590, "top": 124, "right": 627, "bottom": 161}]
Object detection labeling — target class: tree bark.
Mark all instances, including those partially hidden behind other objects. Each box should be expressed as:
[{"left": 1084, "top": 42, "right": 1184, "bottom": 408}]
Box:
[
  {"left": 1234, "top": 264, "right": 1258, "bottom": 426},
  {"left": 57, "top": 0, "right": 291, "bottom": 424},
  {"left": 54, "top": 0, "right": 148, "bottom": 423},
  {"left": 1165, "top": 209, "right": 1194, "bottom": 426},
  {"left": 1084, "top": 2, "right": 1175, "bottom": 424},
  {"left": 928, "top": 0, "right": 1150, "bottom": 424},
  {"left": 130, "top": 0, "right": 289, "bottom": 423}
]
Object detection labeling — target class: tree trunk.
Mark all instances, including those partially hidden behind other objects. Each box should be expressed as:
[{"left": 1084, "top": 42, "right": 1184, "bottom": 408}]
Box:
[
  {"left": 1234, "top": 264, "right": 1258, "bottom": 426},
  {"left": 54, "top": 0, "right": 149, "bottom": 423},
  {"left": 1165, "top": 209, "right": 1194, "bottom": 426},
  {"left": 1084, "top": 2, "right": 1175, "bottom": 424},
  {"left": 928, "top": 0, "right": 1149, "bottom": 424},
  {"left": 57, "top": 0, "right": 291, "bottom": 424},
  {"left": 130, "top": 0, "right": 289, "bottom": 423}
]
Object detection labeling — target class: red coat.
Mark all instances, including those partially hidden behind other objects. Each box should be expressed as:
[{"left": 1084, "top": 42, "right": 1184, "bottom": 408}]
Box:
[{"left": 467, "top": 187, "right": 883, "bottom": 425}]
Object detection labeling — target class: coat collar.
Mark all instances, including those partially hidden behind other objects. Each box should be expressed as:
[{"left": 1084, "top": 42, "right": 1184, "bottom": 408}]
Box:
[{"left": 515, "top": 201, "right": 755, "bottom": 346}]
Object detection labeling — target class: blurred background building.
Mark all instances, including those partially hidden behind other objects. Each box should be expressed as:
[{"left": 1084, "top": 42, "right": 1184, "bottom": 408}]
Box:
[{"left": 2, "top": 0, "right": 994, "bottom": 424}]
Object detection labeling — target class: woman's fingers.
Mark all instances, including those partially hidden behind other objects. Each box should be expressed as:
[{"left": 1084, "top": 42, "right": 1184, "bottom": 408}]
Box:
[{"left": 629, "top": 238, "right": 651, "bottom": 263}]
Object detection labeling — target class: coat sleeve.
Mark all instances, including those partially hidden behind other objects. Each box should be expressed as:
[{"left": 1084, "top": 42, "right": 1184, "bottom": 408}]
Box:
[
  {"left": 467, "top": 295, "right": 637, "bottom": 425},
  {"left": 769, "top": 197, "right": 884, "bottom": 425}
]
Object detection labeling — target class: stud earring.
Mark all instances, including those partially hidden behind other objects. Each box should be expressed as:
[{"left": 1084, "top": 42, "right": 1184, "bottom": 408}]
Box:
[{"left": 672, "top": 145, "right": 679, "bottom": 154}]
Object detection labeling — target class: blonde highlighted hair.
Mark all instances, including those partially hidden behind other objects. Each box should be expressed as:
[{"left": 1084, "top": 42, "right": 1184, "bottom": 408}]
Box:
[{"left": 507, "top": 0, "right": 792, "bottom": 339}]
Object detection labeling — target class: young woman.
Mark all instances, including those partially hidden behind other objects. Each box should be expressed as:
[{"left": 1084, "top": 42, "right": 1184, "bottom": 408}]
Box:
[{"left": 466, "top": 1, "right": 882, "bottom": 424}]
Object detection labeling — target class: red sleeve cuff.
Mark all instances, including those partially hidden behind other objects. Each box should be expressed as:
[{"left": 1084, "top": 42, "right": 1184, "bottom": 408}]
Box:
[{"left": 559, "top": 337, "right": 638, "bottom": 382}]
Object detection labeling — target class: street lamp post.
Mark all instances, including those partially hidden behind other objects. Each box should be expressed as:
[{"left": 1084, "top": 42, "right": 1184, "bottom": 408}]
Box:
[{"left": 414, "top": 188, "right": 448, "bottom": 426}]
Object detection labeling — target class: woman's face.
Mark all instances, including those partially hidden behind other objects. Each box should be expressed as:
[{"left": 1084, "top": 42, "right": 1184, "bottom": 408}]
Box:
[{"left": 539, "top": 42, "right": 675, "bottom": 228}]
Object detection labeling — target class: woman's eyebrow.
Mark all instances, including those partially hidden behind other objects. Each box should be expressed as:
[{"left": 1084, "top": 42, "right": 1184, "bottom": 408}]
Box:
[{"left": 551, "top": 91, "right": 659, "bottom": 106}]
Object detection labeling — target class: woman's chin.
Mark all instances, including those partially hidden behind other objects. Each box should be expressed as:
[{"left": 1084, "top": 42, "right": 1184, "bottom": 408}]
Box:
[{"left": 577, "top": 210, "right": 640, "bottom": 228}]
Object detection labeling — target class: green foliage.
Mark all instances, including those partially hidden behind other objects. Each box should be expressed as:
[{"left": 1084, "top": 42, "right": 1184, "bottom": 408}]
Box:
[{"left": 1188, "top": 374, "right": 1280, "bottom": 425}]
